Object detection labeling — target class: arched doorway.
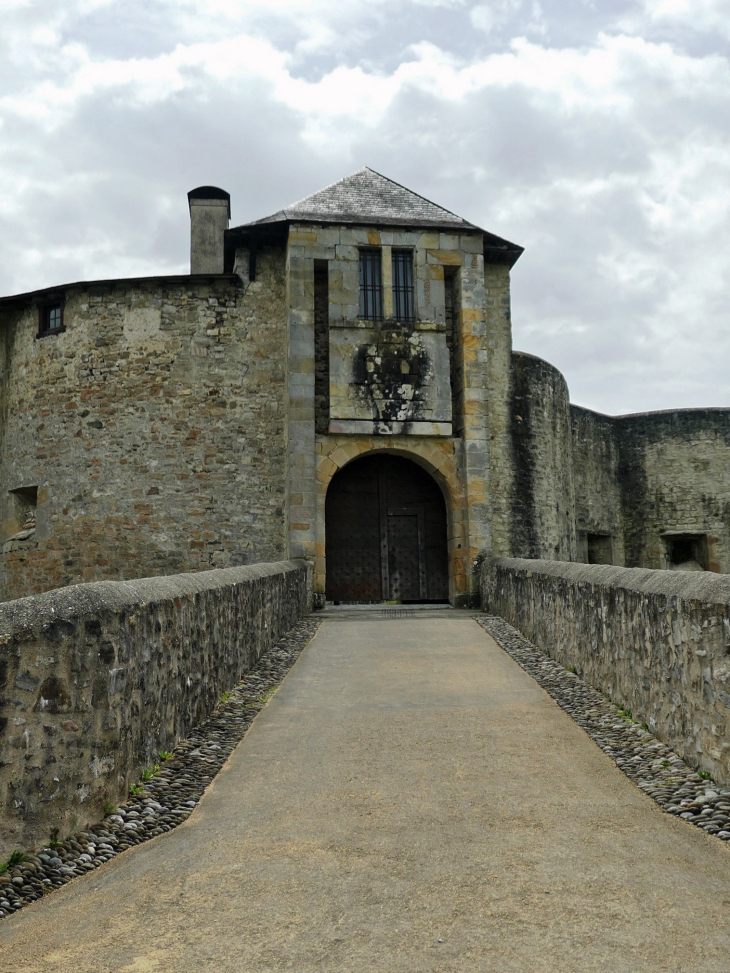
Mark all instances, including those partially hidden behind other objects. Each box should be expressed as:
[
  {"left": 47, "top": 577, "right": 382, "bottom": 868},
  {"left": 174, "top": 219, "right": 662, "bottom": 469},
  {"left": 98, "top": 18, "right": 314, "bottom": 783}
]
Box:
[{"left": 326, "top": 453, "right": 449, "bottom": 604}]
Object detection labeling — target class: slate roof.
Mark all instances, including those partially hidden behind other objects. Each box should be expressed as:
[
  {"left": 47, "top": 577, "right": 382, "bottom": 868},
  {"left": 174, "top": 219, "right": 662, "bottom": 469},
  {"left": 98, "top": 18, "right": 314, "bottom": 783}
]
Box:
[{"left": 238, "top": 167, "right": 479, "bottom": 231}]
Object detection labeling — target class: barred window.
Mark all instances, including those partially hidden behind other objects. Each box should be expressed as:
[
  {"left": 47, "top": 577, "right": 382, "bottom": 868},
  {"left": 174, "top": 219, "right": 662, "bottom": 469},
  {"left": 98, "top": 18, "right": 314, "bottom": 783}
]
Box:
[
  {"left": 359, "top": 249, "right": 382, "bottom": 320},
  {"left": 392, "top": 250, "right": 414, "bottom": 322}
]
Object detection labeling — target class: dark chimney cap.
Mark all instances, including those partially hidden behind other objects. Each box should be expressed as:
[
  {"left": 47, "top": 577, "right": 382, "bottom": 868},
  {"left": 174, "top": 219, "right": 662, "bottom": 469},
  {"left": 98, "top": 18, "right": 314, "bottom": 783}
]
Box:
[{"left": 187, "top": 186, "right": 231, "bottom": 218}]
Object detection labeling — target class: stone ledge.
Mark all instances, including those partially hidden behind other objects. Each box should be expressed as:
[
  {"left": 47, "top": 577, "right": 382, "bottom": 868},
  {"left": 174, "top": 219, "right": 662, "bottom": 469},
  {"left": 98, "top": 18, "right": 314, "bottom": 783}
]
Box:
[
  {"left": 0, "top": 560, "right": 307, "bottom": 634},
  {"left": 489, "top": 556, "right": 730, "bottom": 605},
  {"left": 329, "top": 419, "right": 452, "bottom": 437}
]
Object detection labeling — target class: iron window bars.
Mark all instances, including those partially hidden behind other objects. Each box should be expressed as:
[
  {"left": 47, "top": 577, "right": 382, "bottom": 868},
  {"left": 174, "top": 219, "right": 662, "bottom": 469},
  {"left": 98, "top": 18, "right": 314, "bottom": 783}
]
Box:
[
  {"left": 359, "top": 249, "right": 382, "bottom": 320},
  {"left": 359, "top": 248, "right": 415, "bottom": 322},
  {"left": 392, "top": 250, "right": 414, "bottom": 323}
]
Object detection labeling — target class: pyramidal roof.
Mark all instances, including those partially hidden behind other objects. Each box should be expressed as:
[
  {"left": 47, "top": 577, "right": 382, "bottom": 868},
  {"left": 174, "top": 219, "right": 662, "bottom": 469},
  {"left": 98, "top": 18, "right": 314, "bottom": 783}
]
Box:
[{"left": 242, "top": 167, "right": 479, "bottom": 231}]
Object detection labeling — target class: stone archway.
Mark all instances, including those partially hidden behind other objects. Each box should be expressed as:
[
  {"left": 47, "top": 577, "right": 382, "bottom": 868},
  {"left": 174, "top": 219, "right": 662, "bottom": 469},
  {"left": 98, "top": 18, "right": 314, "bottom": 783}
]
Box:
[{"left": 325, "top": 453, "right": 449, "bottom": 604}]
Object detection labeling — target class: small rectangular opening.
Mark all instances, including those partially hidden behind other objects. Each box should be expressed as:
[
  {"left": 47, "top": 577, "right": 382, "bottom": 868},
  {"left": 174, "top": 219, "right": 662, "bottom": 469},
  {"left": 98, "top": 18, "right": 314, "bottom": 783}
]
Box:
[
  {"left": 7, "top": 485, "right": 38, "bottom": 541},
  {"left": 444, "top": 269, "right": 455, "bottom": 338},
  {"left": 586, "top": 533, "right": 613, "bottom": 565},
  {"left": 37, "top": 300, "right": 65, "bottom": 338},
  {"left": 664, "top": 533, "right": 707, "bottom": 571},
  {"left": 314, "top": 259, "right": 329, "bottom": 435},
  {"left": 444, "top": 267, "right": 461, "bottom": 435}
]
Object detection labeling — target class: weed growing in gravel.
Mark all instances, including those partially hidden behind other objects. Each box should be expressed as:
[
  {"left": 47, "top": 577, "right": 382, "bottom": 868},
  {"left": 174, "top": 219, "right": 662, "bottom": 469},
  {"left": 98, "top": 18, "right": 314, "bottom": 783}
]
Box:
[
  {"left": 699, "top": 770, "right": 713, "bottom": 781},
  {"left": 618, "top": 707, "right": 633, "bottom": 721},
  {"left": 159, "top": 750, "right": 173, "bottom": 761},
  {"left": 103, "top": 803, "right": 117, "bottom": 816},
  {"left": 129, "top": 783, "right": 144, "bottom": 797},
  {"left": 142, "top": 765, "right": 160, "bottom": 781},
  {"left": 49, "top": 828, "right": 60, "bottom": 849},
  {"left": 220, "top": 690, "right": 234, "bottom": 703},
  {"left": 0, "top": 850, "right": 27, "bottom": 874},
  {"left": 258, "top": 687, "right": 277, "bottom": 704}
]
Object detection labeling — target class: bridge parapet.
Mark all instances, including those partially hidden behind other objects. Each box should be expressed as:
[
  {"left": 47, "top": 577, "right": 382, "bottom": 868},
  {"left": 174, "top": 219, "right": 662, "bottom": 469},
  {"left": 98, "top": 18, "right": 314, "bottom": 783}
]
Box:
[
  {"left": 0, "top": 560, "right": 310, "bottom": 858},
  {"left": 481, "top": 557, "right": 730, "bottom": 785}
]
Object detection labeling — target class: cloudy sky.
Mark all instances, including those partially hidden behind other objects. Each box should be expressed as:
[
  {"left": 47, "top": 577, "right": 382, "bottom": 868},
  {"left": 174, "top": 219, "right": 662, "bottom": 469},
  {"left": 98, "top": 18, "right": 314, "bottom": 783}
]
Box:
[{"left": 2, "top": 0, "right": 729, "bottom": 415}]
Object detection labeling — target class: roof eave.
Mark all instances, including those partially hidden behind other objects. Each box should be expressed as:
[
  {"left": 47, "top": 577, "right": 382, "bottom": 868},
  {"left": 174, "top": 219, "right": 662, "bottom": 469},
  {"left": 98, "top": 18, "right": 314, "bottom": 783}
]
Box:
[
  {"left": 484, "top": 243, "right": 524, "bottom": 268},
  {"left": 0, "top": 274, "right": 240, "bottom": 308},
  {"left": 229, "top": 215, "right": 481, "bottom": 233},
  {"left": 228, "top": 217, "right": 524, "bottom": 267}
]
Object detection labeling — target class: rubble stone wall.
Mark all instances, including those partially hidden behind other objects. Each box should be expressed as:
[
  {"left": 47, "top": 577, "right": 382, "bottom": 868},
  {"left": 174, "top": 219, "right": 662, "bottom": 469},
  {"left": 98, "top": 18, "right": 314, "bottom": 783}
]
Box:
[
  {"left": 570, "top": 405, "right": 624, "bottom": 564},
  {"left": 509, "top": 353, "right": 576, "bottom": 561},
  {"left": 616, "top": 409, "right": 730, "bottom": 572},
  {"left": 0, "top": 559, "right": 309, "bottom": 858},
  {"left": 481, "top": 556, "right": 730, "bottom": 784},
  {"left": 0, "top": 263, "right": 288, "bottom": 601}
]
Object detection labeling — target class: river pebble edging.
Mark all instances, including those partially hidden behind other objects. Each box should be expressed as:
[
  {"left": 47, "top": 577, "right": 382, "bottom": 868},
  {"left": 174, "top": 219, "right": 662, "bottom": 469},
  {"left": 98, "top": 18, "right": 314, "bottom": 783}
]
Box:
[
  {"left": 478, "top": 613, "right": 730, "bottom": 843},
  {"left": 0, "top": 615, "right": 322, "bottom": 922}
]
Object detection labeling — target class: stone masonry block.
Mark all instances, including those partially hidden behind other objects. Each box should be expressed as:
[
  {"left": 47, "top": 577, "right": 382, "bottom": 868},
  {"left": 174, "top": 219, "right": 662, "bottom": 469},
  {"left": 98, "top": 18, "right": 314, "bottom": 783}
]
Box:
[{"left": 460, "top": 234, "right": 483, "bottom": 254}]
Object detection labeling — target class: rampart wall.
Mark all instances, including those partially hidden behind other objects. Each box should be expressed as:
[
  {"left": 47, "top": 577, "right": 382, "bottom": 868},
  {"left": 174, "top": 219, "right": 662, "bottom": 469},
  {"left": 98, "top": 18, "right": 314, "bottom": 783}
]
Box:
[
  {"left": 0, "top": 257, "right": 288, "bottom": 602},
  {"left": 570, "top": 405, "right": 624, "bottom": 563},
  {"left": 509, "top": 352, "right": 576, "bottom": 561},
  {"left": 481, "top": 557, "right": 730, "bottom": 784},
  {"left": 615, "top": 410, "right": 730, "bottom": 571},
  {"left": 0, "top": 560, "right": 309, "bottom": 858}
]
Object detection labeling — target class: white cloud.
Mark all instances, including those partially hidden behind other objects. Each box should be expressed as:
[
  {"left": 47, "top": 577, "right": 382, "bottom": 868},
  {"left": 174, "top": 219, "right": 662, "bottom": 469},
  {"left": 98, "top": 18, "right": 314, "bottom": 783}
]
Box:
[
  {"left": 623, "top": 0, "right": 730, "bottom": 37},
  {"left": 0, "top": 0, "right": 729, "bottom": 413}
]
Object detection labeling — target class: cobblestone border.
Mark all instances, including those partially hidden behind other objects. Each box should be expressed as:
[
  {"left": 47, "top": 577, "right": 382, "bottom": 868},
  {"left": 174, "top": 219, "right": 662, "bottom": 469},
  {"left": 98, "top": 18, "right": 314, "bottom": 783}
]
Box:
[
  {"left": 0, "top": 615, "right": 322, "bottom": 921},
  {"left": 478, "top": 614, "right": 730, "bottom": 841}
]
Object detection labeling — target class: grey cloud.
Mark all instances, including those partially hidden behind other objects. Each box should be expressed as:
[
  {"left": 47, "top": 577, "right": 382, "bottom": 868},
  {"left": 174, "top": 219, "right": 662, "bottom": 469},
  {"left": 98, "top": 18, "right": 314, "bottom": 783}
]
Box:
[{"left": 1, "top": 0, "right": 729, "bottom": 416}]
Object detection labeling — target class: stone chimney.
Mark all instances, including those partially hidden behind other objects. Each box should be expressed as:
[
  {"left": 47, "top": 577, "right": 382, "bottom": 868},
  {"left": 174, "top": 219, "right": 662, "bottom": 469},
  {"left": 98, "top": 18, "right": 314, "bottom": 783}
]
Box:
[{"left": 187, "top": 186, "right": 231, "bottom": 274}]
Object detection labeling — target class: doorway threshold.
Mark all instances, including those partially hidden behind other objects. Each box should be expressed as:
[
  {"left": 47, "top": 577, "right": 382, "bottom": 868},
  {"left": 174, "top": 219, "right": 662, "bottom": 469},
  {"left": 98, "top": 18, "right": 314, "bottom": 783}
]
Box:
[{"left": 316, "top": 603, "right": 478, "bottom": 620}]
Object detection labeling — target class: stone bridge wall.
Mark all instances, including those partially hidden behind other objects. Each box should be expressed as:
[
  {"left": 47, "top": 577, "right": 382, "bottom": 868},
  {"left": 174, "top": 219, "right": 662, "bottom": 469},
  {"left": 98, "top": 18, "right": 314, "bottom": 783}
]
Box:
[
  {"left": 481, "top": 557, "right": 730, "bottom": 785},
  {"left": 0, "top": 560, "right": 309, "bottom": 858}
]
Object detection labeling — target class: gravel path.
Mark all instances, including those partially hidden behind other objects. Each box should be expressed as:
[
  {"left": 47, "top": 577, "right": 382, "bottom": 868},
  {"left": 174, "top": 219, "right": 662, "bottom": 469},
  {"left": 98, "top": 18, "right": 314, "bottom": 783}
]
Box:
[
  {"left": 477, "top": 613, "right": 730, "bottom": 839},
  {"left": 4, "top": 610, "right": 729, "bottom": 926},
  {"left": 4, "top": 613, "right": 730, "bottom": 972},
  {"left": 0, "top": 615, "right": 321, "bottom": 921}
]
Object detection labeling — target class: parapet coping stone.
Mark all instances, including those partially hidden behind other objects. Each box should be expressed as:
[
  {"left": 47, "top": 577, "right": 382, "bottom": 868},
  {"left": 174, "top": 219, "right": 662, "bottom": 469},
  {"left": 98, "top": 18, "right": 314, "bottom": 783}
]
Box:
[
  {"left": 0, "top": 560, "right": 307, "bottom": 637},
  {"left": 489, "top": 557, "right": 730, "bottom": 606}
]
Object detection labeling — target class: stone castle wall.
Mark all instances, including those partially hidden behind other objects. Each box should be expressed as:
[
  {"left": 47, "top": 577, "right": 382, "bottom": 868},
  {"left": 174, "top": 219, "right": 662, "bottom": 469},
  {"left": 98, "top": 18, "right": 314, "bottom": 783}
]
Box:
[
  {"left": 0, "top": 258, "right": 288, "bottom": 601},
  {"left": 570, "top": 405, "right": 624, "bottom": 563},
  {"left": 3, "top": 221, "right": 730, "bottom": 606},
  {"left": 509, "top": 352, "right": 576, "bottom": 561},
  {"left": 484, "top": 264, "right": 515, "bottom": 558},
  {"left": 616, "top": 410, "right": 730, "bottom": 572},
  {"left": 505, "top": 357, "right": 730, "bottom": 572},
  {"left": 0, "top": 559, "right": 309, "bottom": 858},
  {"left": 481, "top": 557, "right": 730, "bottom": 785}
]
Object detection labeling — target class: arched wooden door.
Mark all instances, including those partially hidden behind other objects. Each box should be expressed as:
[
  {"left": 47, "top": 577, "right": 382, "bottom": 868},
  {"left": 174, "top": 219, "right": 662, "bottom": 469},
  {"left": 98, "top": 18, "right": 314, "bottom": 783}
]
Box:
[{"left": 325, "top": 454, "right": 449, "bottom": 604}]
